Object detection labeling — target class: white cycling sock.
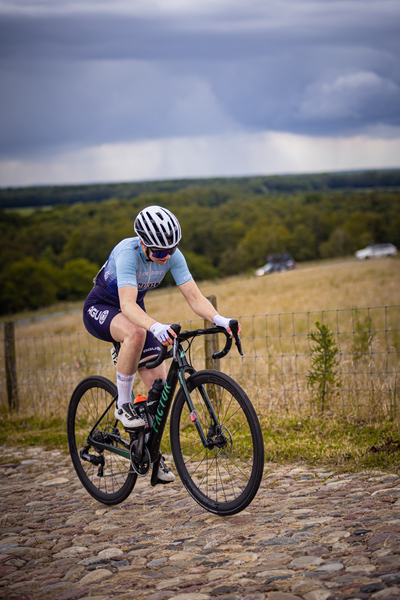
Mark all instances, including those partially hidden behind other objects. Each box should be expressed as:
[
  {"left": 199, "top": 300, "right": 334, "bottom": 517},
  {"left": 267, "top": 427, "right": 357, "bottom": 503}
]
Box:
[{"left": 116, "top": 372, "right": 136, "bottom": 408}]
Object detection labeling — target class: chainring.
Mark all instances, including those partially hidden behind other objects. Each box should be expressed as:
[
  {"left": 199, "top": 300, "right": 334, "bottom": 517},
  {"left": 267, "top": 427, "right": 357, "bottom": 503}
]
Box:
[{"left": 130, "top": 441, "right": 151, "bottom": 476}]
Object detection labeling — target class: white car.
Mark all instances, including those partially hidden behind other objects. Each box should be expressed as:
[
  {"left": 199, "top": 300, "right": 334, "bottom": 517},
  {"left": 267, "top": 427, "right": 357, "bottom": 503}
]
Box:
[{"left": 355, "top": 243, "right": 398, "bottom": 260}]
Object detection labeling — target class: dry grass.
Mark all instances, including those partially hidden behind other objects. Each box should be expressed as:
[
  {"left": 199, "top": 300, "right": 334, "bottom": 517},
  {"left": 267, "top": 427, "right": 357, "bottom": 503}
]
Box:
[
  {"left": 196, "top": 256, "right": 400, "bottom": 318},
  {"left": 1, "top": 257, "right": 400, "bottom": 472},
  {"left": 1, "top": 256, "right": 399, "bottom": 421},
  {"left": 8, "top": 256, "right": 399, "bottom": 337}
]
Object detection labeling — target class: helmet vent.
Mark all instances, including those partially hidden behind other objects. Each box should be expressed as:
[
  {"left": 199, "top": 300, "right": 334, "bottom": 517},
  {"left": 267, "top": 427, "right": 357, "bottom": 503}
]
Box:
[{"left": 134, "top": 205, "right": 182, "bottom": 249}]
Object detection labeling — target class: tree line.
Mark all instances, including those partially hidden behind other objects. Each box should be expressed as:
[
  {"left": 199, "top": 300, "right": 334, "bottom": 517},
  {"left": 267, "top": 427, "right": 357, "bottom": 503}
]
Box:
[
  {"left": 1, "top": 181, "right": 399, "bottom": 315},
  {"left": 1, "top": 169, "right": 399, "bottom": 210}
]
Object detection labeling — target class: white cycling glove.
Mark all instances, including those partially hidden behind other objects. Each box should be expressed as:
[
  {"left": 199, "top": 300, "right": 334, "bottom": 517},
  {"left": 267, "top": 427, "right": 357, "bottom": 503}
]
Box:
[
  {"left": 150, "top": 322, "right": 172, "bottom": 343},
  {"left": 213, "top": 315, "right": 232, "bottom": 330}
]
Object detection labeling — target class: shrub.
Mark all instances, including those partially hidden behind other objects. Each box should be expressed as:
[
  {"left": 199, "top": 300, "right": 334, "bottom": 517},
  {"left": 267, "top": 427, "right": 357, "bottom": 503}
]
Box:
[{"left": 307, "top": 320, "right": 341, "bottom": 412}]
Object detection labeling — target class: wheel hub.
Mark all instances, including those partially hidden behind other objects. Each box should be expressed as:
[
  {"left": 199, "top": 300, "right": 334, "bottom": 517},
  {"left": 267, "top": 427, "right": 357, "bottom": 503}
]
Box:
[{"left": 206, "top": 424, "right": 233, "bottom": 456}]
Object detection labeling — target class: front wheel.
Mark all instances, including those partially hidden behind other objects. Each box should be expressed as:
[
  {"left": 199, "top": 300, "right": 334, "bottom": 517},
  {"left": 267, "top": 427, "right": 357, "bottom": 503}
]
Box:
[
  {"left": 170, "top": 370, "right": 264, "bottom": 516},
  {"left": 67, "top": 375, "right": 137, "bottom": 505}
]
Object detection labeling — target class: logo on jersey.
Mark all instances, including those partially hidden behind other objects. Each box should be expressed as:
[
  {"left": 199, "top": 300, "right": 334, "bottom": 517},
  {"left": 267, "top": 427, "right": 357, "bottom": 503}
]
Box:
[{"left": 137, "top": 282, "right": 160, "bottom": 291}]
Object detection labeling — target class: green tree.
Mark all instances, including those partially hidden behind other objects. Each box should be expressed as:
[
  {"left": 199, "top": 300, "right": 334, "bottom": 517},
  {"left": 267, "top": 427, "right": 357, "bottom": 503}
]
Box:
[
  {"left": 388, "top": 215, "right": 400, "bottom": 247},
  {"left": 183, "top": 251, "right": 220, "bottom": 281},
  {"left": 15, "top": 221, "right": 70, "bottom": 257},
  {"left": 0, "top": 258, "right": 60, "bottom": 314},
  {"left": 62, "top": 226, "right": 118, "bottom": 266},
  {"left": 319, "top": 228, "right": 356, "bottom": 258},
  {"left": 59, "top": 259, "right": 99, "bottom": 300},
  {"left": 222, "top": 223, "right": 292, "bottom": 273},
  {"left": 289, "top": 224, "right": 316, "bottom": 261},
  {"left": 342, "top": 211, "right": 384, "bottom": 249}
]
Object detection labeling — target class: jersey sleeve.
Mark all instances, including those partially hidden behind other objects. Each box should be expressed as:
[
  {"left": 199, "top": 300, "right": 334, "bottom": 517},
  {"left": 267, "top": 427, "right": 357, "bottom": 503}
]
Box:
[{"left": 169, "top": 250, "right": 193, "bottom": 286}]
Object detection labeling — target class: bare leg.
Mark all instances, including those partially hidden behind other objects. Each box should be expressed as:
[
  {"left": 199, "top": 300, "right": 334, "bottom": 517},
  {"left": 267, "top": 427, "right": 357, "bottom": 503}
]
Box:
[
  {"left": 110, "top": 313, "right": 146, "bottom": 375},
  {"left": 110, "top": 312, "right": 167, "bottom": 391},
  {"left": 139, "top": 360, "right": 167, "bottom": 390},
  {"left": 110, "top": 314, "right": 175, "bottom": 481}
]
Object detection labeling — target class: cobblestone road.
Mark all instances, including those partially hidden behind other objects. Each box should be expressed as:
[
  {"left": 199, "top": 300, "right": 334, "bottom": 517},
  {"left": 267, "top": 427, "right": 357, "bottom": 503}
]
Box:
[{"left": 1, "top": 446, "right": 400, "bottom": 600}]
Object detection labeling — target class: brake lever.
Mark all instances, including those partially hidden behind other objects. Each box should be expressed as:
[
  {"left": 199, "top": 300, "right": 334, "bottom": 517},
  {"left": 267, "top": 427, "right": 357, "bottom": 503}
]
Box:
[
  {"left": 229, "top": 319, "right": 243, "bottom": 356},
  {"left": 170, "top": 323, "right": 181, "bottom": 362},
  {"left": 173, "top": 336, "right": 179, "bottom": 361}
]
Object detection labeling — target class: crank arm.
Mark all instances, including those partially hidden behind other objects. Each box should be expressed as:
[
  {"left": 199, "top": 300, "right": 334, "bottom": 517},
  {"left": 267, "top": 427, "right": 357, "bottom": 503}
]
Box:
[{"left": 131, "top": 430, "right": 146, "bottom": 464}]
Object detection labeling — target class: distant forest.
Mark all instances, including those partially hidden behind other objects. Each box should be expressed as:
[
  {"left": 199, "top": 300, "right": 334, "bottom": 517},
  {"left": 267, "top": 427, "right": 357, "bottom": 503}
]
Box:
[
  {"left": 1, "top": 169, "right": 399, "bottom": 315},
  {"left": 1, "top": 169, "right": 400, "bottom": 210}
]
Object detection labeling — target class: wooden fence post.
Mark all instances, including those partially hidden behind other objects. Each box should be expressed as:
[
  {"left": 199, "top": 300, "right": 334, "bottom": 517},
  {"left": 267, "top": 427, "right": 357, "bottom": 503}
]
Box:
[
  {"left": 204, "top": 295, "right": 220, "bottom": 371},
  {"left": 4, "top": 321, "right": 19, "bottom": 411}
]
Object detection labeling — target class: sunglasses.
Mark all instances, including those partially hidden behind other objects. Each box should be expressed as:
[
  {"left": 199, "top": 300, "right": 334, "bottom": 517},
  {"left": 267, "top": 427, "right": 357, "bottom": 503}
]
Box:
[{"left": 149, "top": 246, "right": 178, "bottom": 259}]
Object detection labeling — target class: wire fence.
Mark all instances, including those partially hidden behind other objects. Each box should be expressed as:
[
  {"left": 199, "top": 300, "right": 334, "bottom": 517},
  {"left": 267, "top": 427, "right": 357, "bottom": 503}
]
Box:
[{"left": 1, "top": 305, "right": 399, "bottom": 420}]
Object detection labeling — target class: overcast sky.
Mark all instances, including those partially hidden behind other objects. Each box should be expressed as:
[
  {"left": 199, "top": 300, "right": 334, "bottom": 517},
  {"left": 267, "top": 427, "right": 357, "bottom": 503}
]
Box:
[{"left": 1, "top": 0, "right": 400, "bottom": 187}]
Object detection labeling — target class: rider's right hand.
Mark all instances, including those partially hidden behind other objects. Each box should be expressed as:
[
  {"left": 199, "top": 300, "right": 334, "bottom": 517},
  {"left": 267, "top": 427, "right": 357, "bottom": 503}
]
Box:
[{"left": 150, "top": 322, "right": 176, "bottom": 345}]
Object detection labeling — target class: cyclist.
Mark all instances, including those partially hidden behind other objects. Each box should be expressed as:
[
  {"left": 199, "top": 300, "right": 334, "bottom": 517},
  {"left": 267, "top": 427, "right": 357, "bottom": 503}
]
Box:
[{"left": 83, "top": 205, "right": 241, "bottom": 483}]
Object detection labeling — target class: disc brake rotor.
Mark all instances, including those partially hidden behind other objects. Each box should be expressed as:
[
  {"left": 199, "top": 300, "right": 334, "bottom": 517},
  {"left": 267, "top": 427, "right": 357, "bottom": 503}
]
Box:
[{"left": 213, "top": 425, "right": 233, "bottom": 457}]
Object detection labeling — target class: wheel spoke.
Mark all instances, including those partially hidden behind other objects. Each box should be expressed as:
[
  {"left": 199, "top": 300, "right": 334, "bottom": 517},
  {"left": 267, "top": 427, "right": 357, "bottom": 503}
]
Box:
[
  {"left": 68, "top": 376, "right": 136, "bottom": 505},
  {"left": 171, "top": 371, "right": 264, "bottom": 515}
]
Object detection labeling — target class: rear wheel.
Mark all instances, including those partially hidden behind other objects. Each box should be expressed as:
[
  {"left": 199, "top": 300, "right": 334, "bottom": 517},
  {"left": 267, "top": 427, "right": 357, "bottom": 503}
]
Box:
[
  {"left": 67, "top": 376, "right": 137, "bottom": 505},
  {"left": 170, "top": 370, "right": 264, "bottom": 515}
]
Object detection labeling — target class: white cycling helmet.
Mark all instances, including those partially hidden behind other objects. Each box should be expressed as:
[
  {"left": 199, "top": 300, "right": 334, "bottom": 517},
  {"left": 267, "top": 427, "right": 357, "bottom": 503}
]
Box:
[{"left": 134, "top": 205, "right": 182, "bottom": 249}]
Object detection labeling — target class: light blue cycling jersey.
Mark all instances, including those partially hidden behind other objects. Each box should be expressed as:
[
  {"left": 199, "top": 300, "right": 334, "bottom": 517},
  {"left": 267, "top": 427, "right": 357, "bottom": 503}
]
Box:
[{"left": 94, "top": 237, "right": 193, "bottom": 306}]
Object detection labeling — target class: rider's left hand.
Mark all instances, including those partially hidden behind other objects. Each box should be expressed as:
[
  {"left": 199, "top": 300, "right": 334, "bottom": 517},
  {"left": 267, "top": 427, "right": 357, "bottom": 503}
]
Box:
[{"left": 213, "top": 315, "right": 241, "bottom": 338}]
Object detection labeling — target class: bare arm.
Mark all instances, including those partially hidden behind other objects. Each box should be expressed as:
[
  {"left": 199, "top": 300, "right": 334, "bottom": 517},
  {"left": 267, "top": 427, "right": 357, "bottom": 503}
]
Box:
[
  {"left": 118, "top": 280, "right": 240, "bottom": 345},
  {"left": 118, "top": 286, "right": 157, "bottom": 331},
  {"left": 178, "top": 279, "right": 241, "bottom": 335},
  {"left": 178, "top": 280, "right": 218, "bottom": 322},
  {"left": 118, "top": 286, "right": 177, "bottom": 346},
  {"left": 119, "top": 281, "right": 215, "bottom": 329}
]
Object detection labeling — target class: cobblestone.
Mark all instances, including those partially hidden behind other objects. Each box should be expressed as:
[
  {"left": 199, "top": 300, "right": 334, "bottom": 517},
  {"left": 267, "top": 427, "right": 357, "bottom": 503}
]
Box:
[{"left": 1, "top": 447, "right": 400, "bottom": 600}]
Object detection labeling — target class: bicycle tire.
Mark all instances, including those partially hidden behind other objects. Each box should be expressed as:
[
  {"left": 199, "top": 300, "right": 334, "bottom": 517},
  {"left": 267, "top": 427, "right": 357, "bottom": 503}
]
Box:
[
  {"left": 67, "top": 375, "right": 137, "bottom": 505},
  {"left": 170, "top": 370, "right": 264, "bottom": 516}
]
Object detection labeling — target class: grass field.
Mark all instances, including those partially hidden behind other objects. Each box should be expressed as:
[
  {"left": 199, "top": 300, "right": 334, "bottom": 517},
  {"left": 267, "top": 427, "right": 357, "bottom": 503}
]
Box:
[
  {"left": 1, "top": 256, "right": 400, "bottom": 474},
  {"left": 3, "top": 255, "right": 399, "bottom": 335}
]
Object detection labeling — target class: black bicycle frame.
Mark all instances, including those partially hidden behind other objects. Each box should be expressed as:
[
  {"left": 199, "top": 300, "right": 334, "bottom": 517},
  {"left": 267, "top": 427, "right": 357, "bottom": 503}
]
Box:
[{"left": 86, "top": 324, "right": 235, "bottom": 463}]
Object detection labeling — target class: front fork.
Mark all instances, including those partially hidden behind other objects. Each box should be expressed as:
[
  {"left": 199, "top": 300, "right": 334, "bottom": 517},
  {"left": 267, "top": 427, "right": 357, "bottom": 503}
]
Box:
[{"left": 178, "top": 368, "right": 222, "bottom": 449}]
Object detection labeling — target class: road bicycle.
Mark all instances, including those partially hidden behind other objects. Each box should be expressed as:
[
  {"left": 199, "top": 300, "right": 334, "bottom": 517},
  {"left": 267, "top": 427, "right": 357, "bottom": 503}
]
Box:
[{"left": 67, "top": 321, "right": 264, "bottom": 516}]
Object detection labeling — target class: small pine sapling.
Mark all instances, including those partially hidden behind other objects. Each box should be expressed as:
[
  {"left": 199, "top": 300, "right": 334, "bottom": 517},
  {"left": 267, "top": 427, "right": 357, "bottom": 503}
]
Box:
[{"left": 307, "top": 320, "right": 341, "bottom": 412}]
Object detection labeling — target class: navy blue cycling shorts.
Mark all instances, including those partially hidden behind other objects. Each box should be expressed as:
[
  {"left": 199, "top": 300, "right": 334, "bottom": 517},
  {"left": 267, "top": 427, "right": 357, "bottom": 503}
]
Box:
[{"left": 83, "top": 287, "right": 162, "bottom": 362}]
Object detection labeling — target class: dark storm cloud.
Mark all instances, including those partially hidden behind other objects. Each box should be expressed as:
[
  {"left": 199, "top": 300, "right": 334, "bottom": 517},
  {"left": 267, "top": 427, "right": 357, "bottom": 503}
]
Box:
[{"left": 0, "top": 0, "right": 400, "bottom": 159}]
